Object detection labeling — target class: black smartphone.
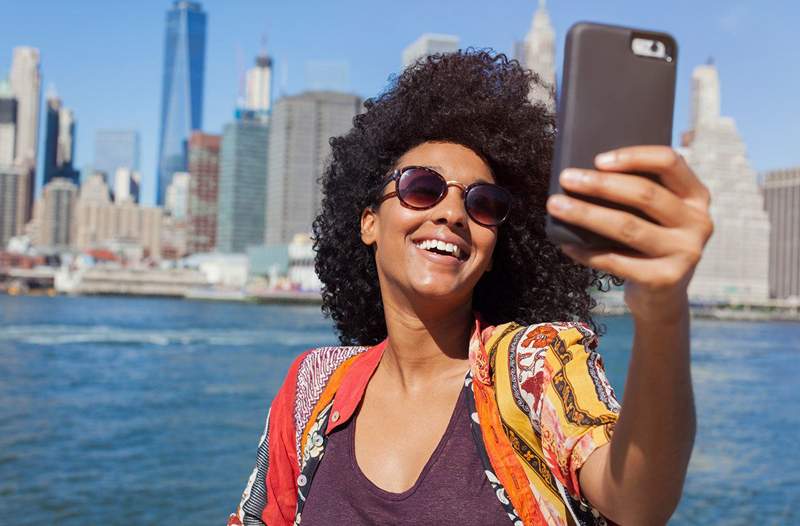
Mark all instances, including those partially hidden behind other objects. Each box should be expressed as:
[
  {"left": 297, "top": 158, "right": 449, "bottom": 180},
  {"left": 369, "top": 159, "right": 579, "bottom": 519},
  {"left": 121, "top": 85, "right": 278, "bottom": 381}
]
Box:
[{"left": 545, "top": 22, "right": 678, "bottom": 250}]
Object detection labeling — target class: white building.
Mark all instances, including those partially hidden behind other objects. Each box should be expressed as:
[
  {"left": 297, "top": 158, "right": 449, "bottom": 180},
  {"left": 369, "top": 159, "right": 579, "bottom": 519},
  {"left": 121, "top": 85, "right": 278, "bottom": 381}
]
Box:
[
  {"left": 0, "top": 79, "right": 16, "bottom": 167},
  {"left": 402, "top": 33, "right": 460, "bottom": 68},
  {"left": 683, "top": 63, "right": 770, "bottom": 303},
  {"left": 245, "top": 53, "right": 273, "bottom": 117},
  {"left": 9, "top": 47, "right": 40, "bottom": 171},
  {"left": 514, "top": 0, "right": 557, "bottom": 111},
  {"left": 762, "top": 168, "right": 800, "bottom": 300},
  {"left": 288, "top": 233, "right": 321, "bottom": 291},
  {"left": 114, "top": 167, "right": 141, "bottom": 204},
  {"left": 165, "top": 171, "right": 191, "bottom": 219}
]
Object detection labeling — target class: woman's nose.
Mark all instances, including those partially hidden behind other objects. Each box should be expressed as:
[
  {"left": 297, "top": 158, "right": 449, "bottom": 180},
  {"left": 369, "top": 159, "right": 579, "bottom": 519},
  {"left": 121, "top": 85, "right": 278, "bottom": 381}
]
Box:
[{"left": 432, "top": 183, "right": 468, "bottom": 228}]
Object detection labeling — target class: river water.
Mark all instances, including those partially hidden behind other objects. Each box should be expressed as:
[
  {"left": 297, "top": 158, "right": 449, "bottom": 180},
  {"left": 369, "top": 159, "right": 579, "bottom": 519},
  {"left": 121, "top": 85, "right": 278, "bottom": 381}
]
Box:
[{"left": 0, "top": 295, "right": 797, "bottom": 525}]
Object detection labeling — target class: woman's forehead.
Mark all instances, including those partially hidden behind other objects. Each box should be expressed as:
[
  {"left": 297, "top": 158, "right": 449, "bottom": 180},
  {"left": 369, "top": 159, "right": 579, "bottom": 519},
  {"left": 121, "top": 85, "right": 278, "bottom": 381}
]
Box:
[{"left": 396, "top": 142, "right": 495, "bottom": 183}]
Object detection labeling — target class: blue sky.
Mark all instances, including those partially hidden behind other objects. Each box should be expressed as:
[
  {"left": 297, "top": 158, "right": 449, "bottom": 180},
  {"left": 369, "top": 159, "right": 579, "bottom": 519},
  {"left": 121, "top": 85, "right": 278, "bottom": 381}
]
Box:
[{"left": 1, "top": 0, "right": 797, "bottom": 205}]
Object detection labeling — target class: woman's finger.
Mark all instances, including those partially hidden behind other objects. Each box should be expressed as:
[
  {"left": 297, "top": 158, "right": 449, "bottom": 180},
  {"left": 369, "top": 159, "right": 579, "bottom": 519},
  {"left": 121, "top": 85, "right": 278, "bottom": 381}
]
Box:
[
  {"left": 559, "top": 169, "right": 689, "bottom": 228},
  {"left": 547, "top": 194, "right": 686, "bottom": 257},
  {"left": 594, "top": 145, "right": 711, "bottom": 210},
  {"left": 560, "top": 245, "right": 694, "bottom": 290}
]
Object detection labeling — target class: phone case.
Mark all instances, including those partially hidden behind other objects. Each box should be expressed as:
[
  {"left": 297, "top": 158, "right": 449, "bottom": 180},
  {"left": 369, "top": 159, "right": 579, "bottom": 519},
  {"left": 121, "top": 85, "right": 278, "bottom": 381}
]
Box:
[{"left": 545, "top": 22, "right": 678, "bottom": 250}]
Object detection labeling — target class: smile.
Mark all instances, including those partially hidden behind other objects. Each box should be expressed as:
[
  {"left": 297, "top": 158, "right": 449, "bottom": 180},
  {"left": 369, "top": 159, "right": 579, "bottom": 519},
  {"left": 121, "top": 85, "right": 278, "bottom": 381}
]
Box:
[{"left": 413, "top": 239, "right": 465, "bottom": 261}]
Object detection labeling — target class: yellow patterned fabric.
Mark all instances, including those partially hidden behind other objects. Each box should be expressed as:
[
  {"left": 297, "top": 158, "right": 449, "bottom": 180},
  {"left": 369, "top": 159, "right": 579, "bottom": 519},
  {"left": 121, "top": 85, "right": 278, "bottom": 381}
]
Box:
[{"left": 480, "top": 321, "right": 621, "bottom": 525}]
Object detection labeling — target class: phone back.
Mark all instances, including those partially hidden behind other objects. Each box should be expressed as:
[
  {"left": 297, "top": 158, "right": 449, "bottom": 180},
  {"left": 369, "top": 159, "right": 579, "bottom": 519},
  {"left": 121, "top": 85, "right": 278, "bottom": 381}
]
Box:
[{"left": 546, "top": 22, "right": 678, "bottom": 248}]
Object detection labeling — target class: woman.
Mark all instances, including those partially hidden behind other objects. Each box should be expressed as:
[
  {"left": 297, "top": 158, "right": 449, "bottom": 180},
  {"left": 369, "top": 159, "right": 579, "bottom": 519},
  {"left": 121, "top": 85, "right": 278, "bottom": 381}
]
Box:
[{"left": 229, "top": 51, "right": 713, "bottom": 525}]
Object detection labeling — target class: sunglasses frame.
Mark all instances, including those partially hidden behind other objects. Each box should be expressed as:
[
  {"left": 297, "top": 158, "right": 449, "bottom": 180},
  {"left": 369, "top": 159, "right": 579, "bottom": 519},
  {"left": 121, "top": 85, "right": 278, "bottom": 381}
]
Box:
[{"left": 374, "top": 166, "right": 512, "bottom": 227}]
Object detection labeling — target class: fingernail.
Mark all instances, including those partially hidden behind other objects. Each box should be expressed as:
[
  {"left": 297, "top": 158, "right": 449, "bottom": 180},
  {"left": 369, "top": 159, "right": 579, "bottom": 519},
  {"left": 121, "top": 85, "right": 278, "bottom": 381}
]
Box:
[
  {"left": 595, "top": 151, "right": 617, "bottom": 166},
  {"left": 560, "top": 169, "right": 583, "bottom": 184},
  {"left": 548, "top": 195, "right": 572, "bottom": 211}
]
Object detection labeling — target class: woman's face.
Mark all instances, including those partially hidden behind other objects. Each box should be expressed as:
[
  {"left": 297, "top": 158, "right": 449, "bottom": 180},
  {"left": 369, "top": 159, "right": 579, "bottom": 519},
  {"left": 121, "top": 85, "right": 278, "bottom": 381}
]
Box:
[{"left": 360, "top": 141, "right": 498, "bottom": 308}]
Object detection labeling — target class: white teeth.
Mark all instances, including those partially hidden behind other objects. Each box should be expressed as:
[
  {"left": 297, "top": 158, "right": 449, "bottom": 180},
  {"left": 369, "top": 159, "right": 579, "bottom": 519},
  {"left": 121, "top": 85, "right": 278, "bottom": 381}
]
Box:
[{"left": 414, "top": 239, "right": 463, "bottom": 259}]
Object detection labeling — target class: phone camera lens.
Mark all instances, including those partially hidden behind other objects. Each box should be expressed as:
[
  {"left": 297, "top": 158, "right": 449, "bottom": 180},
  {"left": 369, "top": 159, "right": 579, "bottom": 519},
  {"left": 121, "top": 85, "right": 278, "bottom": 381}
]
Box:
[{"left": 650, "top": 42, "right": 659, "bottom": 53}]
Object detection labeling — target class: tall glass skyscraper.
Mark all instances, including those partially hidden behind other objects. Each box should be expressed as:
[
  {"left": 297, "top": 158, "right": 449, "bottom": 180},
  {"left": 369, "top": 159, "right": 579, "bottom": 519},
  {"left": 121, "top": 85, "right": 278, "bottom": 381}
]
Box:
[{"left": 156, "top": 1, "right": 206, "bottom": 205}]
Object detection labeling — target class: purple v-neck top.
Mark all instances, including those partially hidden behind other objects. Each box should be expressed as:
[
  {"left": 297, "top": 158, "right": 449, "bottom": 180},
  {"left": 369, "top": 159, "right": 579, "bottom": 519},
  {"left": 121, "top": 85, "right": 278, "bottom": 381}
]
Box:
[{"left": 300, "top": 388, "right": 510, "bottom": 525}]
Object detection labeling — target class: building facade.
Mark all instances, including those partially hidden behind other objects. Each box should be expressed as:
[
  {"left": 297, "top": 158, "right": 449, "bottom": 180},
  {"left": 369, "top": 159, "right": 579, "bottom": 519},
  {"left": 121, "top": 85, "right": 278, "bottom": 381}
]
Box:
[
  {"left": 246, "top": 53, "right": 273, "bottom": 118},
  {"left": 94, "top": 129, "right": 140, "bottom": 194},
  {"left": 33, "top": 178, "right": 78, "bottom": 249},
  {"left": 187, "top": 132, "right": 220, "bottom": 254},
  {"left": 0, "top": 79, "right": 16, "bottom": 167},
  {"left": 0, "top": 167, "right": 23, "bottom": 247},
  {"left": 8, "top": 46, "right": 40, "bottom": 227},
  {"left": 73, "top": 173, "right": 162, "bottom": 259},
  {"left": 401, "top": 34, "right": 459, "bottom": 68},
  {"left": 514, "top": 0, "right": 556, "bottom": 111},
  {"left": 683, "top": 63, "right": 770, "bottom": 303},
  {"left": 114, "top": 167, "right": 141, "bottom": 204},
  {"left": 216, "top": 119, "right": 269, "bottom": 253},
  {"left": 264, "top": 91, "right": 361, "bottom": 245},
  {"left": 156, "top": 0, "right": 207, "bottom": 205},
  {"left": 43, "top": 89, "right": 79, "bottom": 186},
  {"left": 763, "top": 167, "right": 800, "bottom": 300}
]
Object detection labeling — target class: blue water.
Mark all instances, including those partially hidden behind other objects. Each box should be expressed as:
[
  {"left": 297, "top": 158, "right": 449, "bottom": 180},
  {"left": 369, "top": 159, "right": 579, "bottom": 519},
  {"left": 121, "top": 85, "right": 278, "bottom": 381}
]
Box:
[{"left": 0, "top": 295, "right": 798, "bottom": 525}]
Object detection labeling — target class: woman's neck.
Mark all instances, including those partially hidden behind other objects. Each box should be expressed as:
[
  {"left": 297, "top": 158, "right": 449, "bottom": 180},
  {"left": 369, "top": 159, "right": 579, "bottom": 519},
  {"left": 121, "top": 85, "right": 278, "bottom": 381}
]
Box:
[{"left": 379, "top": 300, "right": 474, "bottom": 394}]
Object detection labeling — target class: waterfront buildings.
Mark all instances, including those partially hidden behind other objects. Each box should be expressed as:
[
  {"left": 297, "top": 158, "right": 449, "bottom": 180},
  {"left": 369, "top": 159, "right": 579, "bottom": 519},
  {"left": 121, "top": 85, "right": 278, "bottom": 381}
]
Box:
[
  {"left": 94, "top": 129, "right": 140, "bottom": 194},
  {"left": 32, "top": 178, "right": 78, "bottom": 249},
  {"left": 514, "top": 0, "right": 557, "bottom": 111},
  {"left": 43, "top": 88, "right": 79, "bottom": 186},
  {"left": 165, "top": 171, "right": 190, "bottom": 219},
  {"left": 763, "top": 167, "right": 800, "bottom": 300},
  {"left": 73, "top": 173, "right": 162, "bottom": 259},
  {"left": 8, "top": 46, "right": 40, "bottom": 227},
  {"left": 215, "top": 118, "right": 269, "bottom": 253},
  {"left": 401, "top": 34, "right": 459, "bottom": 67},
  {"left": 683, "top": 63, "right": 770, "bottom": 303},
  {"left": 264, "top": 91, "right": 361, "bottom": 245},
  {"left": 156, "top": 0, "right": 207, "bottom": 205},
  {"left": 0, "top": 167, "right": 24, "bottom": 247},
  {"left": 187, "top": 132, "right": 220, "bottom": 254}
]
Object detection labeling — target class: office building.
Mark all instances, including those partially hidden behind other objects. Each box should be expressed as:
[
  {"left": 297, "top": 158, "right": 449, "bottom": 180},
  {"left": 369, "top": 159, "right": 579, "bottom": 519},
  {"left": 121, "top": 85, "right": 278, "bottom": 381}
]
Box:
[
  {"left": 94, "top": 129, "right": 140, "bottom": 193},
  {"left": 8, "top": 46, "right": 40, "bottom": 226},
  {"left": 73, "top": 173, "right": 162, "bottom": 259},
  {"left": 514, "top": 0, "right": 557, "bottom": 110},
  {"left": 0, "top": 79, "right": 16, "bottom": 166},
  {"left": 0, "top": 167, "right": 24, "bottom": 247},
  {"left": 216, "top": 118, "right": 269, "bottom": 253},
  {"left": 114, "top": 167, "right": 141, "bottom": 204},
  {"left": 165, "top": 171, "right": 191, "bottom": 219},
  {"left": 763, "top": 167, "right": 800, "bottom": 300},
  {"left": 264, "top": 91, "right": 361, "bottom": 245},
  {"left": 402, "top": 34, "right": 459, "bottom": 68},
  {"left": 156, "top": 0, "right": 207, "bottom": 205},
  {"left": 683, "top": 63, "right": 770, "bottom": 303},
  {"left": 43, "top": 88, "right": 79, "bottom": 186},
  {"left": 32, "top": 178, "right": 78, "bottom": 249},
  {"left": 187, "top": 132, "right": 220, "bottom": 254},
  {"left": 245, "top": 52, "right": 273, "bottom": 118}
]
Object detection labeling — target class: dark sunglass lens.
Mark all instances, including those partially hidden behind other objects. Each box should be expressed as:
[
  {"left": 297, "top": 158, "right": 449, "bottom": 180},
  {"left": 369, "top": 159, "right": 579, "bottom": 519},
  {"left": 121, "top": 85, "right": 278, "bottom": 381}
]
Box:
[
  {"left": 466, "top": 185, "right": 511, "bottom": 226},
  {"left": 398, "top": 168, "right": 445, "bottom": 208}
]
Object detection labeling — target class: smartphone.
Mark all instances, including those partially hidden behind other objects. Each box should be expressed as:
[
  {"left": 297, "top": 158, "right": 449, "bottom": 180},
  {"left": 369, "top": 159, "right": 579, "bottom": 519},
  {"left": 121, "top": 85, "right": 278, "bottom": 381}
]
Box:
[{"left": 545, "top": 22, "right": 678, "bottom": 250}]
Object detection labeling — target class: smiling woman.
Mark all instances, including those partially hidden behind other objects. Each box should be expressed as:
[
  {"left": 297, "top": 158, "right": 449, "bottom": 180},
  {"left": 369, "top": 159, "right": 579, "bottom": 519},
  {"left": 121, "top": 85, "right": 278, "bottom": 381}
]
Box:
[{"left": 229, "top": 50, "right": 712, "bottom": 526}]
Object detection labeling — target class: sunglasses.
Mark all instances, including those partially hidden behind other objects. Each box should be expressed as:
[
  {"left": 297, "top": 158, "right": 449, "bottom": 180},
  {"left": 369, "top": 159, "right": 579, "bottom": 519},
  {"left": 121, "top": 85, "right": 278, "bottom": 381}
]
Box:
[{"left": 375, "top": 166, "right": 512, "bottom": 227}]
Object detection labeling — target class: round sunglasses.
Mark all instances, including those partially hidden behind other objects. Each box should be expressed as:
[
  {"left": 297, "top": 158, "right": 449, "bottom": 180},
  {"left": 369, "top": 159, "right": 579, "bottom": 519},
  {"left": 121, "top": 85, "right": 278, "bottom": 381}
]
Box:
[{"left": 375, "top": 166, "right": 512, "bottom": 227}]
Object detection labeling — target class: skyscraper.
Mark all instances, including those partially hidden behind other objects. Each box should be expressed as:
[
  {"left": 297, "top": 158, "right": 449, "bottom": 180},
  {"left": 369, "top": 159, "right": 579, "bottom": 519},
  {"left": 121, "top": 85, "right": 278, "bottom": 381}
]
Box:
[
  {"left": 245, "top": 52, "right": 273, "bottom": 118},
  {"left": 94, "top": 129, "right": 140, "bottom": 192},
  {"left": 514, "top": 0, "right": 556, "bottom": 110},
  {"left": 683, "top": 63, "right": 770, "bottom": 303},
  {"left": 32, "top": 178, "right": 78, "bottom": 249},
  {"left": 114, "top": 167, "right": 141, "bottom": 204},
  {"left": 43, "top": 88, "right": 78, "bottom": 186},
  {"left": 216, "top": 118, "right": 269, "bottom": 253},
  {"left": 9, "top": 46, "right": 40, "bottom": 227},
  {"left": 264, "top": 91, "right": 362, "bottom": 245},
  {"left": 156, "top": 1, "right": 207, "bottom": 205},
  {"left": 401, "top": 34, "right": 460, "bottom": 68},
  {"left": 187, "top": 131, "right": 220, "bottom": 254},
  {"left": 762, "top": 167, "right": 800, "bottom": 300},
  {"left": 0, "top": 167, "right": 23, "bottom": 247},
  {"left": 0, "top": 79, "right": 16, "bottom": 167}
]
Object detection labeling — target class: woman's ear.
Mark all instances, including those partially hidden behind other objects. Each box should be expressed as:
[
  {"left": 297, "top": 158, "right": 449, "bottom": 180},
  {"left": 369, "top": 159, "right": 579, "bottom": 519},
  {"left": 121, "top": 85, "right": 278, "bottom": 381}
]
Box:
[{"left": 360, "top": 207, "right": 377, "bottom": 246}]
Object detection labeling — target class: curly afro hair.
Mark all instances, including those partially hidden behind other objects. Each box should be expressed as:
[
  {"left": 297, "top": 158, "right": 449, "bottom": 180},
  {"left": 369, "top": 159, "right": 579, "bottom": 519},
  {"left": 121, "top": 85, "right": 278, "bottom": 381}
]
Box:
[{"left": 313, "top": 49, "right": 612, "bottom": 346}]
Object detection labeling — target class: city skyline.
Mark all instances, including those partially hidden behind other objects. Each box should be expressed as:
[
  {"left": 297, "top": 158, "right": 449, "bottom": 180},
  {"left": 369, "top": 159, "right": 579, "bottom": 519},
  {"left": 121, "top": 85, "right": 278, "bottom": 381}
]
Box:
[{"left": 0, "top": 0, "right": 798, "bottom": 206}]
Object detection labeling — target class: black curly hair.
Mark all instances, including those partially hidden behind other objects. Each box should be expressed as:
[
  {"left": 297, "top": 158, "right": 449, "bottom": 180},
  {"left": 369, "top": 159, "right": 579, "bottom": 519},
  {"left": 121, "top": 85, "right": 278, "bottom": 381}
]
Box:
[{"left": 313, "top": 49, "right": 612, "bottom": 346}]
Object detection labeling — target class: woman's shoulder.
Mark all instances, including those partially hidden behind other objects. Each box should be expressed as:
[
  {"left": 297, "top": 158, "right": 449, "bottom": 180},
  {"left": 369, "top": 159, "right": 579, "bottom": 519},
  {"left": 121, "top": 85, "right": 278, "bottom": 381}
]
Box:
[{"left": 290, "top": 344, "right": 371, "bottom": 400}]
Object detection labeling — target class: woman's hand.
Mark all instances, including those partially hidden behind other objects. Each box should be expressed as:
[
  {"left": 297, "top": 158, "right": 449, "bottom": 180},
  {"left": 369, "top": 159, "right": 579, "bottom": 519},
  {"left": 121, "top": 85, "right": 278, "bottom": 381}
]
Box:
[{"left": 546, "top": 145, "right": 714, "bottom": 324}]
